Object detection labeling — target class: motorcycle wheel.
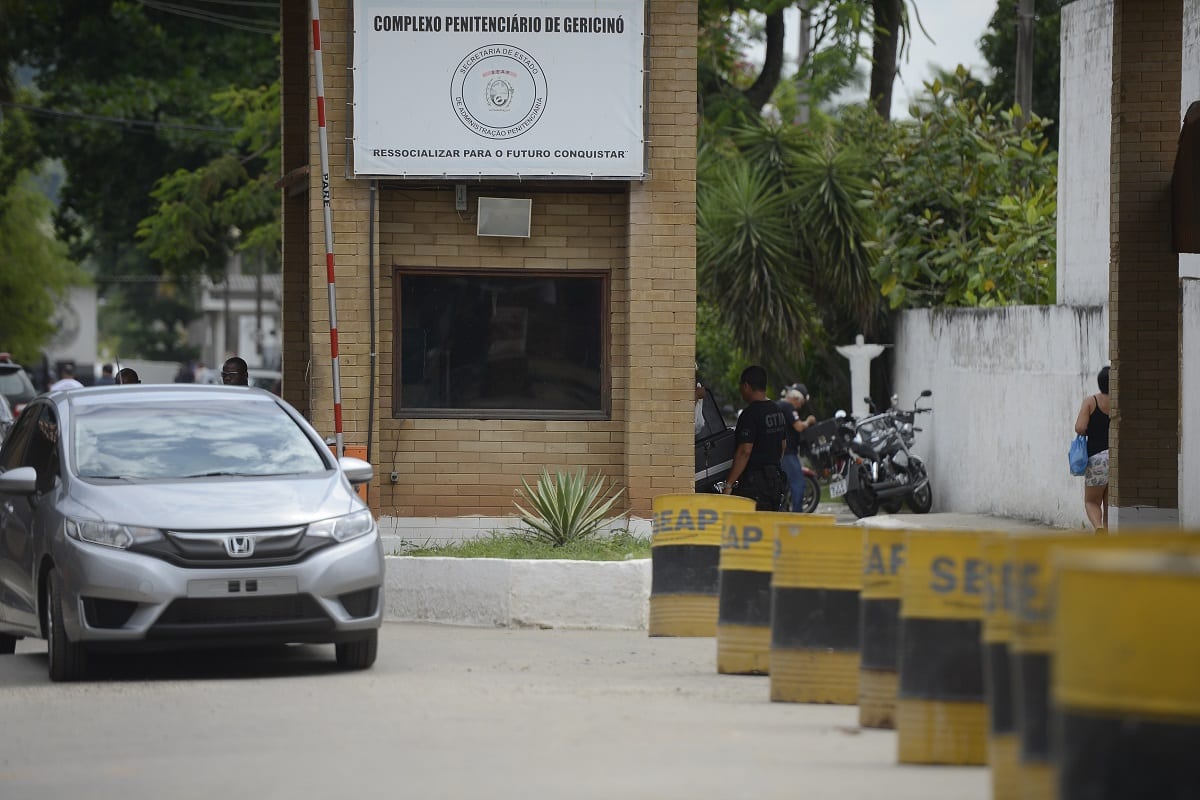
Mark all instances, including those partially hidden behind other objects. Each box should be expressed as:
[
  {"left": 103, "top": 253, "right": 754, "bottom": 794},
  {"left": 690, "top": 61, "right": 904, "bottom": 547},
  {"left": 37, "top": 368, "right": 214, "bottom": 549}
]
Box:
[
  {"left": 880, "top": 498, "right": 903, "bottom": 514},
  {"left": 801, "top": 474, "right": 821, "bottom": 514},
  {"left": 905, "top": 458, "right": 933, "bottom": 514}
]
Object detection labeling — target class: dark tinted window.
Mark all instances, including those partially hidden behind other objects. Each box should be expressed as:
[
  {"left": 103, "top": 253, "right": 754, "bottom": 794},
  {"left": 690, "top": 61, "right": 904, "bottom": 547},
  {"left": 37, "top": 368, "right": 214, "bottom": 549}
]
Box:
[
  {"left": 72, "top": 398, "right": 330, "bottom": 480},
  {"left": 396, "top": 271, "right": 606, "bottom": 416}
]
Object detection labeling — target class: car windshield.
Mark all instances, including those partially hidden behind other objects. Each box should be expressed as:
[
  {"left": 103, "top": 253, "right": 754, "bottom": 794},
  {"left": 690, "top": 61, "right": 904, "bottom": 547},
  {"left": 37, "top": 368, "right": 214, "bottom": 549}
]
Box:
[{"left": 72, "top": 398, "right": 330, "bottom": 480}]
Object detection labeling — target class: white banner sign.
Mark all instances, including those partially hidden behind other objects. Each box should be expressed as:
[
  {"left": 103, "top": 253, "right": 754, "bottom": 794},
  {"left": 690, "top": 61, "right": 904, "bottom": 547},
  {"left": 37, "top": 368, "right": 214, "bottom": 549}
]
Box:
[{"left": 352, "top": 1, "right": 645, "bottom": 179}]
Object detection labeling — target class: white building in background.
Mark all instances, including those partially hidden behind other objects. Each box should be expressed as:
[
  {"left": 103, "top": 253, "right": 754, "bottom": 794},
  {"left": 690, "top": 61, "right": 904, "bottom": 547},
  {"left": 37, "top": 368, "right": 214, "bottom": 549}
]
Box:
[
  {"left": 190, "top": 270, "right": 282, "bottom": 371},
  {"left": 44, "top": 285, "right": 99, "bottom": 381},
  {"left": 890, "top": 0, "right": 1200, "bottom": 528}
]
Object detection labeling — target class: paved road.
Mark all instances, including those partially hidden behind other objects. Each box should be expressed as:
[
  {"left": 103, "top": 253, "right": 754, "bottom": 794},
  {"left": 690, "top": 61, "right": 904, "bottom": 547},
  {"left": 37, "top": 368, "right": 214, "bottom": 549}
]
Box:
[{"left": 0, "top": 624, "right": 985, "bottom": 800}]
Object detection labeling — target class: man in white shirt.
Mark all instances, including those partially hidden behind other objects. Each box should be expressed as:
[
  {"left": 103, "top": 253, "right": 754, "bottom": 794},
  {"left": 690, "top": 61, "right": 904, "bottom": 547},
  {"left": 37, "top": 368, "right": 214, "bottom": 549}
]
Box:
[{"left": 49, "top": 363, "right": 84, "bottom": 392}]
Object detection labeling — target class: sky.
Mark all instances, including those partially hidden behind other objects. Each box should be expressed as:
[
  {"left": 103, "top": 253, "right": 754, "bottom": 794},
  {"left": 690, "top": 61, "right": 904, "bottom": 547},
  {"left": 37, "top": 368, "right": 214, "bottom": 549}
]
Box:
[{"left": 774, "top": 0, "right": 1001, "bottom": 119}]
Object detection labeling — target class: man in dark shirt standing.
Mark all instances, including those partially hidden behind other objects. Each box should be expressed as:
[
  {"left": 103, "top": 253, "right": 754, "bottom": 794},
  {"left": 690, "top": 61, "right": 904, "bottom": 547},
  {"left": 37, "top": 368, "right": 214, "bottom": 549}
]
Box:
[{"left": 722, "top": 365, "right": 788, "bottom": 511}]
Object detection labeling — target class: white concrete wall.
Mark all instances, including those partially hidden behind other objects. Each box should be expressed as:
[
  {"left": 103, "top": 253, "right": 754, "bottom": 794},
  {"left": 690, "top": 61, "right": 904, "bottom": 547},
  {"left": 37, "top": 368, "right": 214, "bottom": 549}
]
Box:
[
  {"left": 1058, "top": 0, "right": 1113, "bottom": 305},
  {"left": 1183, "top": 280, "right": 1200, "bottom": 528},
  {"left": 892, "top": 306, "right": 1108, "bottom": 528}
]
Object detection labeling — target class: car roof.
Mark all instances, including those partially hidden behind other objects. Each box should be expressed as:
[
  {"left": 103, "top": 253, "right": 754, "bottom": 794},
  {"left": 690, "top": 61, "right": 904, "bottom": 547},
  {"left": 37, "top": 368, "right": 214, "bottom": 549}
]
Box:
[{"left": 56, "top": 383, "right": 284, "bottom": 409}]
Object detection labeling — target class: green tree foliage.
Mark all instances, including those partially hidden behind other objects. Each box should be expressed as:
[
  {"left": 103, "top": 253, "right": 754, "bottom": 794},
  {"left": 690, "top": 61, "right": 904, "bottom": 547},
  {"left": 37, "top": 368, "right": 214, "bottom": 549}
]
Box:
[
  {"left": 696, "top": 302, "right": 747, "bottom": 410},
  {"left": 2, "top": 0, "right": 277, "bottom": 358},
  {"left": 699, "top": 0, "right": 917, "bottom": 127},
  {"left": 869, "top": 69, "right": 1057, "bottom": 309},
  {"left": 697, "top": 116, "right": 880, "bottom": 380},
  {"left": 137, "top": 83, "right": 281, "bottom": 280},
  {"left": 979, "top": 0, "right": 1066, "bottom": 147},
  {"left": 0, "top": 173, "right": 82, "bottom": 363}
]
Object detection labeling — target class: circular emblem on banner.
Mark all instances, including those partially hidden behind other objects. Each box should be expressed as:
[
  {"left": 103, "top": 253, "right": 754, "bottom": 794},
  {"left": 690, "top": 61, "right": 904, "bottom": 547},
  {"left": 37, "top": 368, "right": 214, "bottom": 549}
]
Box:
[{"left": 451, "top": 45, "right": 547, "bottom": 140}]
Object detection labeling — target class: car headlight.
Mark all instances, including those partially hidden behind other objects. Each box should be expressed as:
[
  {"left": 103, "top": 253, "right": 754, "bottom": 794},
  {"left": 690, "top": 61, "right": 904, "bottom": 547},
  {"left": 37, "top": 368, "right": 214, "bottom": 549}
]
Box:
[
  {"left": 307, "top": 509, "right": 375, "bottom": 543},
  {"left": 65, "top": 519, "right": 163, "bottom": 549}
]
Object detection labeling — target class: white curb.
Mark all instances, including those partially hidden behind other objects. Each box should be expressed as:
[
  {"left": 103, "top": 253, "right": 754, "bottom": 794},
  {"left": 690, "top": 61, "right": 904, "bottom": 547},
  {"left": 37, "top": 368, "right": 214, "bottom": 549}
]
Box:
[{"left": 384, "top": 556, "right": 652, "bottom": 630}]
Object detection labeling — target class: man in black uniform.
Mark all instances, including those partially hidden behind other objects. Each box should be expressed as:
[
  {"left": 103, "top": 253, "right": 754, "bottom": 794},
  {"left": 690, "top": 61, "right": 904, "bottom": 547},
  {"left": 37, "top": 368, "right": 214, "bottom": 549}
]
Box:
[{"left": 722, "top": 365, "right": 788, "bottom": 511}]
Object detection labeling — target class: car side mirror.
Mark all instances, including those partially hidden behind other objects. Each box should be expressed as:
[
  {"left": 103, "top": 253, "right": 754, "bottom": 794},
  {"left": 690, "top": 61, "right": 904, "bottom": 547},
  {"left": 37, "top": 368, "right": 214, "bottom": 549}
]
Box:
[
  {"left": 338, "top": 456, "right": 374, "bottom": 486},
  {"left": 0, "top": 466, "right": 37, "bottom": 495}
]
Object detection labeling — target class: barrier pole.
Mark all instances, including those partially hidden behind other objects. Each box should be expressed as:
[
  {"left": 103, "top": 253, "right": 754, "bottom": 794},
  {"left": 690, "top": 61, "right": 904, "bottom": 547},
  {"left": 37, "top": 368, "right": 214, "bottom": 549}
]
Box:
[{"left": 310, "top": 0, "right": 344, "bottom": 458}]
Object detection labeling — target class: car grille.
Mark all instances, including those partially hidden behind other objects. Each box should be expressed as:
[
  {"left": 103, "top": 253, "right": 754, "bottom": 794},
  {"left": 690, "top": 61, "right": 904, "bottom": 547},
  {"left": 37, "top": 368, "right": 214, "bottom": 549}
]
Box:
[
  {"left": 148, "top": 594, "right": 333, "bottom": 639},
  {"left": 131, "top": 526, "right": 333, "bottom": 568}
]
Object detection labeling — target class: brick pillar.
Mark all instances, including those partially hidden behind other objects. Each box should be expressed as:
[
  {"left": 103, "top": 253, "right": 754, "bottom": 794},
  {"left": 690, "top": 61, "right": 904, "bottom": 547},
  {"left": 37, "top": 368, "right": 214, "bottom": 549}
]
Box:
[
  {"left": 1109, "top": 0, "right": 1182, "bottom": 527},
  {"left": 280, "top": 0, "right": 311, "bottom": 415},
  {"left": 625, "top": 0, "right": 698, "bottom": 515}
]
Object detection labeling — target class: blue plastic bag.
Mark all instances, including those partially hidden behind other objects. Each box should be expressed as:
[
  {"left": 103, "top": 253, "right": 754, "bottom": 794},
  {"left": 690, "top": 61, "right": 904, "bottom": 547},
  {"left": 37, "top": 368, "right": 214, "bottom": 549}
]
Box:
[{"left": 1069, "top": 435, "right": 1088, "bottom": 476}]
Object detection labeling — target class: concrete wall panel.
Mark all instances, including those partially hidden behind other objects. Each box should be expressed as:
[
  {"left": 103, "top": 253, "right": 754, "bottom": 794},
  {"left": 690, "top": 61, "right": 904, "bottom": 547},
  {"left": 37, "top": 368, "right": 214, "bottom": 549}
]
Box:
[
  {"left": 1058, "top": 0, "right": 1113, "bottom": 306},
  {"left": 892, "top": 306, "right": 1107, "bottom": 528},
  {"left": 1183, "top": 280, "right": 1200, "bottom": 528}
]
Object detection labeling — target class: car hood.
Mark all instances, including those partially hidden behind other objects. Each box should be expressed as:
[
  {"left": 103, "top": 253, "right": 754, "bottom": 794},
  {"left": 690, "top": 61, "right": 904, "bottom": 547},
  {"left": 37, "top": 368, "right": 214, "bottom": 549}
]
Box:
[{"left": 67, "top": 473, "right": 361, "bottom": 531}]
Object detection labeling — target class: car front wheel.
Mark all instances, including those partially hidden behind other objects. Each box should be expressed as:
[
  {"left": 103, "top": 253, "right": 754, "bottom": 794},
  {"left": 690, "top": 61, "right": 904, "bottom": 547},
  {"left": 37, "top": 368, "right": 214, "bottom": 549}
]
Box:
[
  {"left": 0, "top": 633, "right": 17, "bottom": 655},
  {"left": 335, "top": 629, "right": 378, "bottom": 670},
  {"left": 47, "top": 570, "right": 89, "bottom": 682}
]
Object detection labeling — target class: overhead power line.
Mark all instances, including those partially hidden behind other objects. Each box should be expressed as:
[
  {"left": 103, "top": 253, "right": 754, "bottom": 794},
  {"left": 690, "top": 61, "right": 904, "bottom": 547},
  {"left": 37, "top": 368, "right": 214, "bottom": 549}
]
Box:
[
  {"left": 0, "top": 100, "right": 239, "bottom": 135},
  {"left": 135, "top": 0, "right": 279, "bottom": 34}
]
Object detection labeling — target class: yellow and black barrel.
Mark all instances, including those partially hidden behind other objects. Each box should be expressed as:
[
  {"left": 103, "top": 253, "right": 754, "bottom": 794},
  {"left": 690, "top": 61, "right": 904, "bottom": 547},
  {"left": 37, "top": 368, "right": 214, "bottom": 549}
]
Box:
[
  {"left": 1053, "top": 549, "right": 1200, "bottom": 800},
  {"left": 716, "top": 511, "right": 827, "bottom": 674},
  {"left": 1008, "top": 533, "right": 1086, "bottom": 799},
  {"left": 1009, "top": 530, "right": 1200, "bottom": 798},
  {"left": 897, "top": 530, "right": 988, "bottom": 765},
  {"left": 649, "top": 494, "right": 754, "bottom": 637},
  {"left": 858, "top": 527, "right": 906, "bottom": 728},
  {"left": 981, "top": 533, "right": 1017, "bottom": 800},
  {"left": 770, "top": 518, "right": 858, "bottom": 703}
]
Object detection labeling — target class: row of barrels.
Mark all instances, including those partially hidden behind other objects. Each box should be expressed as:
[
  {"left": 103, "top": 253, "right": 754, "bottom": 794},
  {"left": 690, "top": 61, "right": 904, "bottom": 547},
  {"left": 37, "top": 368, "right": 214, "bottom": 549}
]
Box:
[{"left": 648, "top": 494, "right": 1200, "bottom": 800}]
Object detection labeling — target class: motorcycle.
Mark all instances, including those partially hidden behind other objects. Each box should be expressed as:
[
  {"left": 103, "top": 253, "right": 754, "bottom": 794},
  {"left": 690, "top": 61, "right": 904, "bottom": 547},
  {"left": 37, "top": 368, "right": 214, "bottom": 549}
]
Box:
[{"left": 837, "top": 390, "right": 934, "bottom": 519}]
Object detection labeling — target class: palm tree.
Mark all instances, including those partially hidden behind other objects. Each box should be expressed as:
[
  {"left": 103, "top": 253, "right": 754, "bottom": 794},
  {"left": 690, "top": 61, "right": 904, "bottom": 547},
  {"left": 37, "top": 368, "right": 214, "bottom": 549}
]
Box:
[{"left": 697, "top": 115, "right": 881, "bottom": 383}]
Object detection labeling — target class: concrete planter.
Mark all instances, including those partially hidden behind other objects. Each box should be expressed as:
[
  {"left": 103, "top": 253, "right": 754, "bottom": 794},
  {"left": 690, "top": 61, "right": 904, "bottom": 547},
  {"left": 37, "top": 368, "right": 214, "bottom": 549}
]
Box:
[{"left": 384, "top": 556, "right": 651, "bottom": 630}]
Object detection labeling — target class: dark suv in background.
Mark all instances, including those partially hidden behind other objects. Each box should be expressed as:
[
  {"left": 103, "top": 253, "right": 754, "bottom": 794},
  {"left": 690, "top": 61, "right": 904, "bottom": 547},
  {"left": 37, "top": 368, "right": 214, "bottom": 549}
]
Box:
[
  {"left": 0, "top": 355, "right": 37, "bottom": 418},
  {"left": 694, "top": 385, "right": 735, "bottom": 492}
]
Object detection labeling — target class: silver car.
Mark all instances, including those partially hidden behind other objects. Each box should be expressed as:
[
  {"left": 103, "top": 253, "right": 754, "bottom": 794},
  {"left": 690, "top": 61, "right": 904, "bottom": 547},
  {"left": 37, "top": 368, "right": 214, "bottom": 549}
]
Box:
[{"left": 0, "top": 384, "right": 384, "bottom": 681}]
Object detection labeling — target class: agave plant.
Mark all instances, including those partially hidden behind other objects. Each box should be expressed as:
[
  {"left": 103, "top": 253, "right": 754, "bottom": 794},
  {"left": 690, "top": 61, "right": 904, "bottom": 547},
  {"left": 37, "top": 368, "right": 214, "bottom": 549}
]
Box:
[{"left": 513, "top": 469, "right": 625, "bottom": 547}]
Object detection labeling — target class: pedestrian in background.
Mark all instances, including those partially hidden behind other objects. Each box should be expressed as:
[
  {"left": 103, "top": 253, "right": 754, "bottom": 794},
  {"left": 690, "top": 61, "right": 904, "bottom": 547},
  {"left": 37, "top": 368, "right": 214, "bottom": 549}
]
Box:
[
  {"left": 1074, "top": 366, "right": 1110, "bottom": 531},
  {"left": 722, "top": 365, "right": 788, "bottom": 511},
  {"left": 97, "top": 364, "right": 116, "bottom": 385},
  {"left": 116, "top": 368, "right": 141, "bottom": 385},
  {"left": 778, "top": 385, "right": 817, "bottom": 512},
  {"left": 221, "top": 357, "right": 249, "bottom": 386},
  {"left": 49, "top": 363, "right": 84, "bottom": 392}
]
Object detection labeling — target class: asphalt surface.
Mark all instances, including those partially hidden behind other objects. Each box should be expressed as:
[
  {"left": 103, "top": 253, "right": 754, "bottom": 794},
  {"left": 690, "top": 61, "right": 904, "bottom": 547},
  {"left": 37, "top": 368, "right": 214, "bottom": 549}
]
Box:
[{"left": 0, "top": 623, "right": 986, "bottom": 800}]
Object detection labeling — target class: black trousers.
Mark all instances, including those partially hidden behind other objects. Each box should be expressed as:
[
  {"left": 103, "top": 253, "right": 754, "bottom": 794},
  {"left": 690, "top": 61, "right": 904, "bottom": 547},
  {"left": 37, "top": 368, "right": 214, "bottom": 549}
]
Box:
[{"left": 732, "top": 464, "right": 786, "bottom": 512}]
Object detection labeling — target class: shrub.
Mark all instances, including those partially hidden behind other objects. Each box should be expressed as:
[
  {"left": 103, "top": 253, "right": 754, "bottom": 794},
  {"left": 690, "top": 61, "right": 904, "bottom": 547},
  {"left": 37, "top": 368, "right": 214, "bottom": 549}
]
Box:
[{"left": 513, "top": 468, "right": 625, "bottom": 547}]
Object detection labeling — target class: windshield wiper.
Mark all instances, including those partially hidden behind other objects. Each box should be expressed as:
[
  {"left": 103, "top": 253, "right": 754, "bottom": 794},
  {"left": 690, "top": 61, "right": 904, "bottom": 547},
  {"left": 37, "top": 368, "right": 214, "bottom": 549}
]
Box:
[
  {"left": 84, "top": 474, "right": 134, "bottom": 482},
  {"left": 180, "top": 470, "right": 256, "bottom": 479}
]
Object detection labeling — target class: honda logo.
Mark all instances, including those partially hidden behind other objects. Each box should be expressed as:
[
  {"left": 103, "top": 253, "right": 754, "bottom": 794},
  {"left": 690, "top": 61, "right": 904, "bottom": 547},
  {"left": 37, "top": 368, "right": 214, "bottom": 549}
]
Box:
[{"left": 225, "top": 536, "right": 255, "bottom": 558}]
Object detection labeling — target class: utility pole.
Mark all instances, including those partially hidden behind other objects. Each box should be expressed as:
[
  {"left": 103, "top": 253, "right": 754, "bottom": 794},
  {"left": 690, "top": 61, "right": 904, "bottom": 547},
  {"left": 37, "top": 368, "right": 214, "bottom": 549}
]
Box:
[
  {"left": 793, "top": 1, "right": 812, "bottom": 125},
  {"left": 1015, "top": 0, "right": 1035, "bottom": 129}
]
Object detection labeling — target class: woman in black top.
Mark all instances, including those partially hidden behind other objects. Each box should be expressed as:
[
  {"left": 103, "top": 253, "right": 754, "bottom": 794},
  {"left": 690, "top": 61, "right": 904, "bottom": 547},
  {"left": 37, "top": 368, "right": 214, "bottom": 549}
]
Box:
[{"left": 1073, "top": 366, "right": 1110, "bottom": 531}]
